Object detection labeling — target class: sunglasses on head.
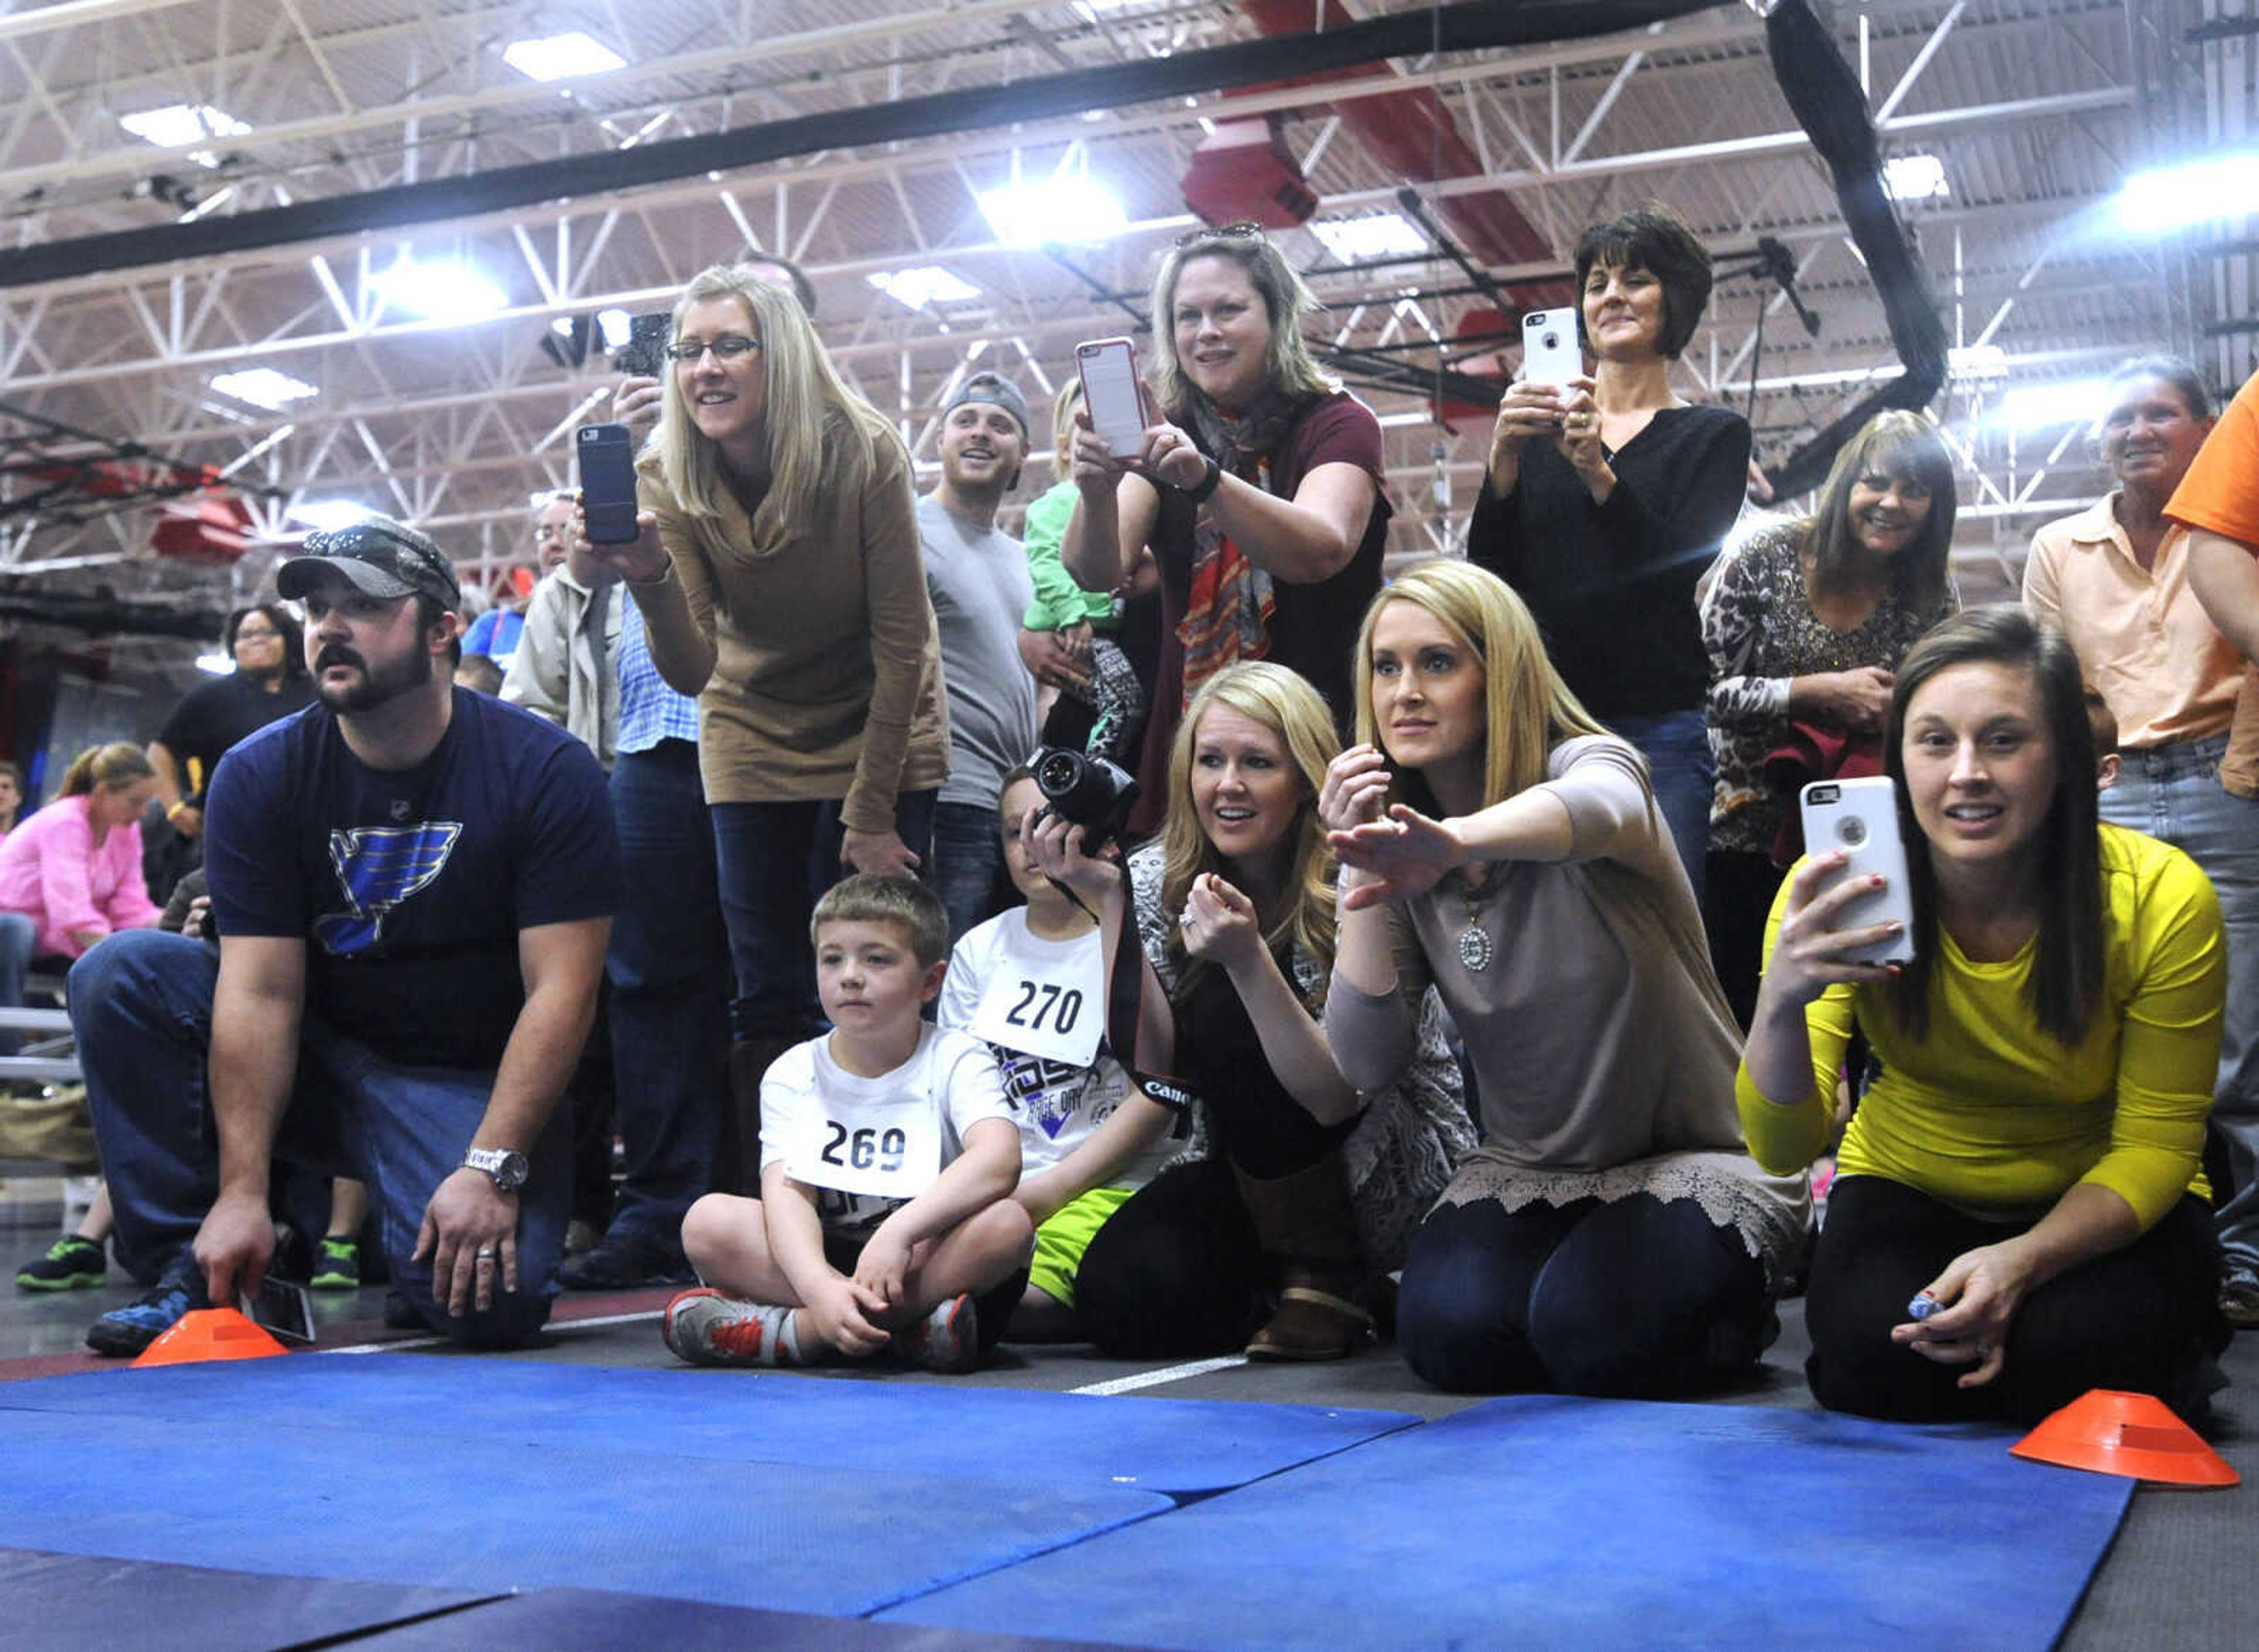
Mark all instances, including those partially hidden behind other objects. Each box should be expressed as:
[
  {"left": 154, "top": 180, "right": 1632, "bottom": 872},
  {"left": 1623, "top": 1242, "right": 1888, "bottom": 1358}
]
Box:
[{"left": 1174, "top": 221, "right": 1268, "bottom": 248}]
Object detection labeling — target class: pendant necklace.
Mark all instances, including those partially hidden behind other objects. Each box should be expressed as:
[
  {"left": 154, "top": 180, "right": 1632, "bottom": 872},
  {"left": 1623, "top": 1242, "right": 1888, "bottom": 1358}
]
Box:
[{"left": 1451, "top": 861, "right": 1505, "bottom": 974}]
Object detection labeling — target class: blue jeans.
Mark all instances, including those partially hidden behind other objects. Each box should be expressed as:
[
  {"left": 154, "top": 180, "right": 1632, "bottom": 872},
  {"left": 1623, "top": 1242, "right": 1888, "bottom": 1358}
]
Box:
[
  {"left": 71, "top": 930, "right": 571, "bottom": 1346},
  {"left": 2101, "top": 732, "right": 2259, "bottom": 1278},
  {"left": 604, "top": 742, "right": 731, "bottom": 1245},
  {"left": 709, "top": 788, "right": 937, "bottom": 1042},
  {"left": 1612, "top": 708, "right": 1712, "bottom": 908},
  {"left": 931, "top": 799, "right": 1011, "bottom": 946},
  {"left": 1396, "top": 1193, "right": 1772, "bottom": 1396},
  {"left": 0, "top": 911, "right": 34, "bottom": 1054}
]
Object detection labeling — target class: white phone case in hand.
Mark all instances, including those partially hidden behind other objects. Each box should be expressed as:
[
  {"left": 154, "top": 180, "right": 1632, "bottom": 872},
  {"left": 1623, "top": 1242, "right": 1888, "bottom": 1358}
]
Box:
[
  {"left": 1077, "top": 338, "right": 1146, "bottom": 458},
  {"left": 1520, "top": 307, "right": 1583, "bottom": 391},
  {"left": 1798, "top": 777, "right": 1918, "bottom": 965}
]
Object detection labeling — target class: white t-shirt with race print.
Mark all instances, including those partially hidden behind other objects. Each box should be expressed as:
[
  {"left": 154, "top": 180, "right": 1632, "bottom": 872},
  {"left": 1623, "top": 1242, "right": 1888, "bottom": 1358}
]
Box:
[
  {"left": 939, "top": 908, "right": 1172, "bottom": 1188},
  {"left": 759, "top": 1023, "right": 1015, "bottom": 1236}
]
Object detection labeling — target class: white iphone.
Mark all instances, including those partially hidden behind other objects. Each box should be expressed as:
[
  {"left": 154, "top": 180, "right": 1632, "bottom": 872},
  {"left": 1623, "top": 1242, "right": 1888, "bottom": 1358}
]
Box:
[
  {"left": 1520, "top": 307, "right": 1584, "bottom": 391},
  {"left": 1798, "top": 777, "right": 1918, "bottom": 966},
  {"left": 1077, "top": 337, "right": 1148, "bottom": 457}
]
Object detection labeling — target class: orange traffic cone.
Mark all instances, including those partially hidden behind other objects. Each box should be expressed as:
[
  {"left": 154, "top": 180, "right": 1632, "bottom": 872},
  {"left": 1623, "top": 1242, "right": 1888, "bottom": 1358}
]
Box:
[
  {"left": 2010, "top": 1389, "right": 2238, "bottom": 1488},
  {"left": 131, "top": 1307, "right": 290, "bottom": 1368}
]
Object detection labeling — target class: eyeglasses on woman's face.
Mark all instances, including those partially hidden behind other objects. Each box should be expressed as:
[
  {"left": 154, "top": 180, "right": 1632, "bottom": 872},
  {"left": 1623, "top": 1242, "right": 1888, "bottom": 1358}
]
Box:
[{"left": 665, "top": 335, "right": 763, "bottom": 364}]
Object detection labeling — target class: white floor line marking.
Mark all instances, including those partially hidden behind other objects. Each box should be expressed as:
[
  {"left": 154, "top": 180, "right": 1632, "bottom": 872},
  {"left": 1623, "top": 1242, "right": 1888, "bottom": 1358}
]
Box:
[
  {"left": 320, "top": 1307, "right": 664, "bottom": 1356},
  {"left": 1070, "top": 1354, "right": 1248, "bottom": 1395}
]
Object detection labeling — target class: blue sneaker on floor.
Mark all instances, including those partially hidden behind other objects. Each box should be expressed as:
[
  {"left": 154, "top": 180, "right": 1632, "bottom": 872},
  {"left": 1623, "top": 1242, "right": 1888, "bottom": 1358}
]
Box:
[{"left": 85, "top": 1274, "right": 211, "bottom": 1358}]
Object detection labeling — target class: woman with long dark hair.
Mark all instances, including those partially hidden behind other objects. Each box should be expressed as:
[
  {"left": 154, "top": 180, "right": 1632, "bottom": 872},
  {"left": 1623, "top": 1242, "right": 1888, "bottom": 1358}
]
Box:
[
  {"left": 1741, "top": 605, "right": 2229, "bottom": 1422},
  {"left": 1704, "top": 410, "right": 1960, "bottom": 1025}
]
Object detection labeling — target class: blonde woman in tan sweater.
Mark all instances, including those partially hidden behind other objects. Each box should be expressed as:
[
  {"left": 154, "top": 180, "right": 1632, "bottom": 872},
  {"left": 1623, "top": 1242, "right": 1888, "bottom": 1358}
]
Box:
[{"left": 594, "top": 266, "right": 949, "bottom": 1183}]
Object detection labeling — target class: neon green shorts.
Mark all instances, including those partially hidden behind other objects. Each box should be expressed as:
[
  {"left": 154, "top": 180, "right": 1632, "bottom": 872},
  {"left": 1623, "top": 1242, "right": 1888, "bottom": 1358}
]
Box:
[{"left": 1027, "top": 1184, "right": 1139, "bottom": 1309}]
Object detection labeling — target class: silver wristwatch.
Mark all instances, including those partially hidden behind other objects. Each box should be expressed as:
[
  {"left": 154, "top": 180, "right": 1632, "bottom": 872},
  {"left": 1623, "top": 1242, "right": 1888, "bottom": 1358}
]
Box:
[{"left": 462, "top": 1146, "right": 530, "bottom": 1193}]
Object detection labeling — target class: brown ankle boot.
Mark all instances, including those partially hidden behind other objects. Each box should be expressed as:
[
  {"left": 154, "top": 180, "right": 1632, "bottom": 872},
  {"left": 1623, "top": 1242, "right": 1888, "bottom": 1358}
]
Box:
[{"left": 1231, "top": 1155, "right": 1371, "bottom": 1361}]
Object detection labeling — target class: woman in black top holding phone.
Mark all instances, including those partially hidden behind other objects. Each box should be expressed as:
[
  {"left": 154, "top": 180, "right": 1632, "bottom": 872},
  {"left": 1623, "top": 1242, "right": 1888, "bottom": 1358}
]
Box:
[{"left": 1468, "top": 202, "right": 1751, "bottom": 907}]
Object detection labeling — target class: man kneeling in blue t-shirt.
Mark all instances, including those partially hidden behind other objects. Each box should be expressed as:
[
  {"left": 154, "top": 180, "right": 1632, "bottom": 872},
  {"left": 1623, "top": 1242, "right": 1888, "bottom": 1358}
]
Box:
[{"left": 75, "top": 517, "right": 621, "bottom": 1356}]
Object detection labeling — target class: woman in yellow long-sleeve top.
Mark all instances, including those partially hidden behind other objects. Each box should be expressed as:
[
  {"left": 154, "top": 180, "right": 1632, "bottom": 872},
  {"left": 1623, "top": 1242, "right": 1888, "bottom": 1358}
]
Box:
[{"left": 1740, "top": 605, "right": 2230, "bottom": 1423}]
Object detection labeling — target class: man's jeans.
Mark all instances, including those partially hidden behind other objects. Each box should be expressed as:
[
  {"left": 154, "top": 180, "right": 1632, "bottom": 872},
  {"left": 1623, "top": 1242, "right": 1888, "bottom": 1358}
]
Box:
[
  {"left": 604, "top": 741, "right": 729, "bottom": 1244},
  {"left": 1614, "top": 708, "right": 1713, "bottom": 908},
  {"left": 931, "top": 798, "right": 1011, "bottom": 946},
  {"left": 71, "top": 930, "right": 571, "bottom": 1345},
  {"left": 709, "top": 789, "right": 938, "bottom": 1042},
  {"left": 2101, "top": 732, "right": 2259, "bottom": 1280}
]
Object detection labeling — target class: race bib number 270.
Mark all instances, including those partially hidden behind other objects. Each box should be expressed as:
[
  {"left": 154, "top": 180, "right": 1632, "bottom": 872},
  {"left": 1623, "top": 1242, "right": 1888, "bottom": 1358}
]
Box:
[{"left": 970, "top": 958, "right": 1104, "bottom": 1068}]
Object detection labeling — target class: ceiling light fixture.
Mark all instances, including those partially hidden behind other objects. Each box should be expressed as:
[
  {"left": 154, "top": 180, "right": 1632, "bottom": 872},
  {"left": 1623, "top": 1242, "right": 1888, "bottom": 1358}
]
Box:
[
  {"left": 977, "top": 178, "right": 1128, "bottom": 247},
  {"left": 868, "top": 267, "right": 984, "bottom": 312},
  {"left": 1309, "top": 212, "right": 1429, "bottom": 262},
  {"left": 291, "top": 501, "right": 375, "bottom": 532},
  {"left": 1881, "top": 154, "right": 1950, "bottom": 201},
  {"left": 1995, "top": 379, "right": 2110, "bottom": 431},
  {"left": 2117, "top": 151, "right": 2259, "bottom": 232},
  {"left": 119, "top": 104, "right": 251, "bottom": 169},
  {"left": 371, "top": 260, "right": 509, "bottom": 324},
  {"left": 211, "top": 368, "right": 318, "bottom": 411},
  {"left": 502, "top": 32, "right": 627, "bottom": 84}
]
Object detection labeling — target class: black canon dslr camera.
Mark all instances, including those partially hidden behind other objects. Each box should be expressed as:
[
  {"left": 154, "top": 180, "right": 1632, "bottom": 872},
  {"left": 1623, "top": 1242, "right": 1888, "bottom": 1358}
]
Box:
[{"left": 1032, "top": 747, "right": 1139, "bottom": 845}]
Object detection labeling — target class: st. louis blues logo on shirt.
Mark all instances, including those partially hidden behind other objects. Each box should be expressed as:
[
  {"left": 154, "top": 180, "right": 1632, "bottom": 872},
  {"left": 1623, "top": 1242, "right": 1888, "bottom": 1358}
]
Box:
[{"left": 314, "top": 822, "right": 463, "bottom": 955}]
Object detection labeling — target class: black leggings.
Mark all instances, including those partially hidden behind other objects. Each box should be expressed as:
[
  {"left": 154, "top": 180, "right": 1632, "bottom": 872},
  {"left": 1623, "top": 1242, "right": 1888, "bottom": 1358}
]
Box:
[
  {"left": 1076, "top": 1160, "right": 1266, "bottom": 1358},
  {"left": 1395, "top": 1193, "right": 1775, "bottom": 1397},
  {"left": 1806, "top": 1176, "right": 2227, "bottom": 1424}
]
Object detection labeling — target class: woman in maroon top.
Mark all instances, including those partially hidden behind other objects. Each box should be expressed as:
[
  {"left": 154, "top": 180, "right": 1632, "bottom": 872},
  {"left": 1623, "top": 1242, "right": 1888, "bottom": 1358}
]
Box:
[{"left": 1061, "top": 224, "right": 1389, "bottom": 837}]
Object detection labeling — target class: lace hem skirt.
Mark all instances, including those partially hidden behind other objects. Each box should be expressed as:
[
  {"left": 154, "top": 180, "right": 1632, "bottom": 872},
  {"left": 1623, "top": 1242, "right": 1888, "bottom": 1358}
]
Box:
[{"left": 1432, "top": 1143, "right": 1812, "bottom": 1290}]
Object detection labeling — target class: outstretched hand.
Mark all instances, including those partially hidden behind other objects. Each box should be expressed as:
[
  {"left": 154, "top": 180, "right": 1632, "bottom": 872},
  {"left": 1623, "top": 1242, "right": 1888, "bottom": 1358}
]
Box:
[{"left": 1327, "top": 805, "right": 1468, "bottom": 909}]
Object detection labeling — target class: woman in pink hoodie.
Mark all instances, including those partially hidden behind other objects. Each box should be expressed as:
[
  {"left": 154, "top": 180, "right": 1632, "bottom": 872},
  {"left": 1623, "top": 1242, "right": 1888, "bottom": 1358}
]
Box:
[{"left": 0, "top": 742, "right": 164, "bottom": 962}]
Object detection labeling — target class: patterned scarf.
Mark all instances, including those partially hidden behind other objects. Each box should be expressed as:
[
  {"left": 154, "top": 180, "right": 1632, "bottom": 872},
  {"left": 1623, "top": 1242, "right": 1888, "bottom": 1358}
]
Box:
[{"left": 1175, "top": 387, "right": 1318, "bottom": 704}]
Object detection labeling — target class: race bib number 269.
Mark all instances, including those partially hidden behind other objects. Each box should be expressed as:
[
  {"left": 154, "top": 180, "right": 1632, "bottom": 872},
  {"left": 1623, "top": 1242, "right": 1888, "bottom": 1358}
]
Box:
[{"left": 789, "top": 1103, "right": 941, "bottom": 1199}]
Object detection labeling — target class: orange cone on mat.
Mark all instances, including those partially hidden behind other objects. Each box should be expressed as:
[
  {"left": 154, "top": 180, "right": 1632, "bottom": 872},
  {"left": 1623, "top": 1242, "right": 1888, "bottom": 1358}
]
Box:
[
  {"left": 131, "top": 1307, "right": 290, "bottom": 1368},
  {"left": 2010, "top": 1389, "right": 2238, "bottom": 1487}
]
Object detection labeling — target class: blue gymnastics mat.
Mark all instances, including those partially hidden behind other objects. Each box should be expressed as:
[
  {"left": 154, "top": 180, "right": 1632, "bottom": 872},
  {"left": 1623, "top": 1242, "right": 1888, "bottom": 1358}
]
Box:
[
  {"left": 0, "top": 1548, "right": 498, "bottom": 1652},
  {"left": 881, "top": 1394, "right": 2136, "bottom": 1652},
  {"left": 348, "top": 1586, "right": 1132, "bottom": 1650},
  {"left": 0, "top": 1357, "right": 1414, "bottom": 1497},
  {"left": 0, "top": 1407, "right": 1164, "bottom": 1616}
]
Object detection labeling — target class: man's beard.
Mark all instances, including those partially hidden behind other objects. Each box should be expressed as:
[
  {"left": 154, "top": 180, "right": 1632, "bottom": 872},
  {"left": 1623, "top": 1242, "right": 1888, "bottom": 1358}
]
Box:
[
  {"left": 314, "top": 641, "right": 431, "bottom": 714},
  {"left": 944, "top": 452, "right": 1014, "bottom": 507}
]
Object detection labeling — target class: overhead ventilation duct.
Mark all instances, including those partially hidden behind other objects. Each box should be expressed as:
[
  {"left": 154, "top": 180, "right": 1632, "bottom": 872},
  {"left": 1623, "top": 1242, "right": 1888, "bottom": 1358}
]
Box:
[
  {"left": 149, "top": 496, "right": 255, "bottom": 566},
  {"left": 1237, "top": 0, "right": 1557, "bottom": 281},
  {"left": 1182, "top": 115, "right": 1318, "bottom": 230}
]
